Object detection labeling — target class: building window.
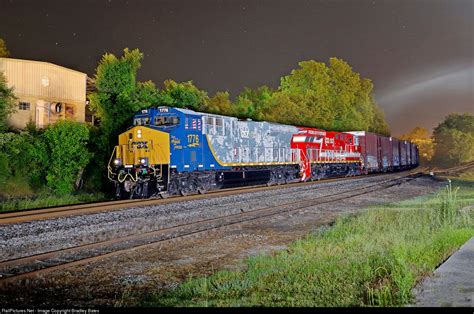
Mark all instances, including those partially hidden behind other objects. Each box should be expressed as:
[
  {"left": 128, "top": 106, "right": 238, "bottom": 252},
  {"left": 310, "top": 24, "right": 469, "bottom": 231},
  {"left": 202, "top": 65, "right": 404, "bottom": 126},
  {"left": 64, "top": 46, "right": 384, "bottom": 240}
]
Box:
[{"left": 19, "top": 102, "right": 30, "bottom": 110}]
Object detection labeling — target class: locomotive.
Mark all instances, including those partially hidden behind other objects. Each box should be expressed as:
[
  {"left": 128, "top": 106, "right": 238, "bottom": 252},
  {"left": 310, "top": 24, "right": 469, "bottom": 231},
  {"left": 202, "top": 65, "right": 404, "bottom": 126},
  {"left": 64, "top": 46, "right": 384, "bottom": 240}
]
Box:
[{"left": 108, "top": 106, "right": 419, "bottom": 199}]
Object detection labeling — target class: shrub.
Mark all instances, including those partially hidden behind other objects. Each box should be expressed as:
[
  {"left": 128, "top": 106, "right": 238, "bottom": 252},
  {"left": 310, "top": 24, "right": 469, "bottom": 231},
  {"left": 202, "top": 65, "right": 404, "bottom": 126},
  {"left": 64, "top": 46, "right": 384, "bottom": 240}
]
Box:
[
  {"left": 0, "top": 71, "right": 17, "bottom": 132},
  {"left": 43, "top": 120, "right": 91, "bottom": 194}
]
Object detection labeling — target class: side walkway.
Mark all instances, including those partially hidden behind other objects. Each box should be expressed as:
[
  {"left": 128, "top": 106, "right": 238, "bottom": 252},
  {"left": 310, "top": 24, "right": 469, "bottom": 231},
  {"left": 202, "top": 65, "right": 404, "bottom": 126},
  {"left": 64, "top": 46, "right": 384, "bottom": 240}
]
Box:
[{"left": 412, "top": 237, "right": 474, "bottom": 307}]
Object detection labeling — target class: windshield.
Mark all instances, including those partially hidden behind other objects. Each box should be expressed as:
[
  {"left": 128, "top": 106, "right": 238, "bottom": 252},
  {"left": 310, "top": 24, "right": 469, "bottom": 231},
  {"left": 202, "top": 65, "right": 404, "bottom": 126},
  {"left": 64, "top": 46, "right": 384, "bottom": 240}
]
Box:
[
  {"left": 154, "top": 116, "right": 179, "bottom": 126},
  {"left": 133, "top": 117, "right": 150, "bottom": 126}
]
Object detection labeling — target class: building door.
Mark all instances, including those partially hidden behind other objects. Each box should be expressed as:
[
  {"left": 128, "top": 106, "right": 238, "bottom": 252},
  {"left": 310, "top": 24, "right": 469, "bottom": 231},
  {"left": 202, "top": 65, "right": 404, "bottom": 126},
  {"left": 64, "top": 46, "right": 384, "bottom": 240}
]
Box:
[{"left": 36, "top": 101, "right": 45, "bottom": 128}]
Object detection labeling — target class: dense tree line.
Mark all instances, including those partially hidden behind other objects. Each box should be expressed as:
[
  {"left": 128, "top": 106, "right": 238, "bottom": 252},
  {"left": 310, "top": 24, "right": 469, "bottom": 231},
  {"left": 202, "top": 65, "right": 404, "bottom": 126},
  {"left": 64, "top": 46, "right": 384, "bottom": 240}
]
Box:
[
  {"left": 431, "top": 113, "right": 474, "bottom": 167},
  {"left": 400, "top": 113, "right": 474, "bottom": 167},
  {"left": 90, "top": 51, "right": 391, "bottom": 139},
  {"left": 0, "top": 120, "right": 91, "bottom": 197},
  {"left": 399, "top": 127, "right": 434, "bottom": 165}
]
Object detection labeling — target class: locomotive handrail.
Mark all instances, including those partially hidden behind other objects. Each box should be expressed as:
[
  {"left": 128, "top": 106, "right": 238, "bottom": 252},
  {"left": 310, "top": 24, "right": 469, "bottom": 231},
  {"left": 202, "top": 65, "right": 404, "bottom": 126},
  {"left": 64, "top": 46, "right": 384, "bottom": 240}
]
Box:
[{"left": 107, "top": 146, "right": 118, "bottom": 182}]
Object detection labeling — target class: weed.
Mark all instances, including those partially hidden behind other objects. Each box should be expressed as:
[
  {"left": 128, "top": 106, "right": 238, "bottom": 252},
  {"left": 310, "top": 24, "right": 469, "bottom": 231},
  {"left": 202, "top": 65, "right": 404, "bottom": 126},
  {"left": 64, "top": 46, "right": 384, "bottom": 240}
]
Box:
[
  {"left": 0, "top": 192, "right": 107, "bottom": 212},
  {"left": 143, "top": 182, "right": 474, "bottom": 307}
]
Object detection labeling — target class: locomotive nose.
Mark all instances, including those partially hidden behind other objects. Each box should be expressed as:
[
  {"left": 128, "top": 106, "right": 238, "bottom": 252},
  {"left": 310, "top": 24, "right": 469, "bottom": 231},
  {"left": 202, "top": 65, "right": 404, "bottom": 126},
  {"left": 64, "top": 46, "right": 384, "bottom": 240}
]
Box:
[{"left": 115, "top": 126, "right": 171, "bottom": 167}]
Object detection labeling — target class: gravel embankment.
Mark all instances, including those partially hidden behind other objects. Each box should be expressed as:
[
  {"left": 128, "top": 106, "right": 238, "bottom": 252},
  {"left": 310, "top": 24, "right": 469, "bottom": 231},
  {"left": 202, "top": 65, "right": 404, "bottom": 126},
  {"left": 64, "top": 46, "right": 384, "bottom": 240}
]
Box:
[
  {"left": 0, "top": 174, "right": 445, "bottom": 307},
  {"left": 1, "top": 174, "right": 408, "bottom": 261}
]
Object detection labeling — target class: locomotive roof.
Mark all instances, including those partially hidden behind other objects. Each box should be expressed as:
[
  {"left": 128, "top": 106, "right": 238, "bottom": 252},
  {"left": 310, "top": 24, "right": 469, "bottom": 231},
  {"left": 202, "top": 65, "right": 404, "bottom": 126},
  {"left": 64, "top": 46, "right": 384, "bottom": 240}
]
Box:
[
  {"left": 172, "top": 107, "right": 207, "bottom": 116},
  {"left": 172, "top": 107, "right": 241, "bottom": 121},
  {"left": 170, "top": 107, "right": 296, "bottom": 127}
]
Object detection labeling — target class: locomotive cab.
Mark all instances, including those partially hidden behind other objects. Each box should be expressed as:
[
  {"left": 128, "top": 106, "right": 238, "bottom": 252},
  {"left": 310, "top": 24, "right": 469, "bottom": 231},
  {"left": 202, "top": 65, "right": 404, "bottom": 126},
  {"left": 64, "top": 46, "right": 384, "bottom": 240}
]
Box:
[{"left": 108, "top": 108, "right": 177, "bottom": 198}]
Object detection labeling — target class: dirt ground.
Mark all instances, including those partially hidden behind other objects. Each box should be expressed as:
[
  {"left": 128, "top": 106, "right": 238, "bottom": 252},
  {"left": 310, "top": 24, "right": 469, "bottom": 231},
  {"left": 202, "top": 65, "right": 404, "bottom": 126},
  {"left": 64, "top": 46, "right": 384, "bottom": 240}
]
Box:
[{"left": 1, "top": 175, "right": 444, "bottom": 307}]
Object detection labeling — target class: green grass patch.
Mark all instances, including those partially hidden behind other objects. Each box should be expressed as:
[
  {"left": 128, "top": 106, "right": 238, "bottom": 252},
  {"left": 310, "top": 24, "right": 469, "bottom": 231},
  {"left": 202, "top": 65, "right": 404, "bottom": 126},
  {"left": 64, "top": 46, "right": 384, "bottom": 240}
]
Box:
[
  {"left": 457, "top": 169, "right": 474, "bottom": 181},
  {"left": 0, "top": 191, "right": 107, "bottom": 212},
  {"left": 0, "top": 173, "right": 107, "bottom": 212},
  {"left": 144, "top": 181, "right": 474, "bottom": 307},
  {"left": 0, "top": 175, "right": 35, "bottom": 199}
]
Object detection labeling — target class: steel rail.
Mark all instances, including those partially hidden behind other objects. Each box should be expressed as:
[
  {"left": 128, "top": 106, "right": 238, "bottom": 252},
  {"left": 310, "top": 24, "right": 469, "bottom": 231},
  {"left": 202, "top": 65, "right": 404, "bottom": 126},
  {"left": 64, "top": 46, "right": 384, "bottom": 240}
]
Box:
[
  {"left": 0, "top": 171, "right": 421, "bottom": 286},
  {"left": 0, "top": 170, "right": 418, "bottom": 225}
]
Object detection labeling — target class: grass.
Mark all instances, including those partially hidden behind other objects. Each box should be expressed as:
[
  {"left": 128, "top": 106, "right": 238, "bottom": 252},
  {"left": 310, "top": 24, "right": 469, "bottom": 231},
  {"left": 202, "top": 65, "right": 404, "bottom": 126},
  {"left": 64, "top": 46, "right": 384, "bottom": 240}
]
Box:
[
  {"left": 0, "top": 191, "right": 107, "bottom": 212},
  {"left": 0, "top": 175, "right": 35, "bottom": 199},
  {"left": 143, "top": 179, "right": 474, "bottom": 307},
  {"left": 0, "top": 174, "right": 108, "bottom": 212},
  {"left": 457, "top": 169, "right": 474, "bottom": 181}
]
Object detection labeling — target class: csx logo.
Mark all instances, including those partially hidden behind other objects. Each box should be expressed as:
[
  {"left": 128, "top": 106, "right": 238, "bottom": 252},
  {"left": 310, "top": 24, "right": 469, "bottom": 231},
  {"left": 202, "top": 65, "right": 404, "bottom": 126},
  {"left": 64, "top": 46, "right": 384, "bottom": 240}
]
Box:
[{"left": 132, "top": 141, "right": 148, "bottom": 149}]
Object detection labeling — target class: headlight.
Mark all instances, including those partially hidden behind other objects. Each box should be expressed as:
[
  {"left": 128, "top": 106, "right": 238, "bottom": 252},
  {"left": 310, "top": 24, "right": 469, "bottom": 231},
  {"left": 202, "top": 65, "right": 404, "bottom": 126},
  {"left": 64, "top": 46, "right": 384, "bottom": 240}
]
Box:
[
  {"left": 113, "top": 158, "right": 122, "bottom": 166},
  {"left": 140, "top": 157, "right": 148, "bottom": 166}
]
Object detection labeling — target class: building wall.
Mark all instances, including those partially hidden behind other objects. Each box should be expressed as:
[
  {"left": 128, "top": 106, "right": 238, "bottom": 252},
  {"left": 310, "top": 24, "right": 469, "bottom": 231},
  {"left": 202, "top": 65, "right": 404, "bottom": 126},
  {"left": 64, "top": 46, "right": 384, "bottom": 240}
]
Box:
[{"left": 0, "top": 57, "right": 87, "bottom": 129}]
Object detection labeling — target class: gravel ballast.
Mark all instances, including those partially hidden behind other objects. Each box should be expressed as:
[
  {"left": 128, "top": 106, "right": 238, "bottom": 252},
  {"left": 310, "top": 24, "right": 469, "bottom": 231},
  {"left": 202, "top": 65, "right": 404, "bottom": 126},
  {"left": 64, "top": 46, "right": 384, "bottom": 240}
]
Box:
[{"left": 0, "top": 173, "right": 445, "bottom": 306}]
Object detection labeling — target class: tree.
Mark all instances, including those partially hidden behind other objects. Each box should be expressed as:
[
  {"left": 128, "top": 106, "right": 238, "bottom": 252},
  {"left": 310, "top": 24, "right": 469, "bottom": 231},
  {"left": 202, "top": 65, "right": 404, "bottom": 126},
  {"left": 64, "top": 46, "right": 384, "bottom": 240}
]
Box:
[
  {"left": 0, "top": 125, "right": 50, "bottom": 197},
  {"left": 370, "top": 105, "right": 390, "bottom": 136},
  {"left": 201, "top": 91, "right": 233, "bottom": 116},
  {"left": 274, "top": 58, "right": 392, "bottom": 134},
  {"left": 232, "top": 95, "right": 254, "bottom": 119},
  {"left": 327, "top": 57, "right": 361, "bottom": 130},
  {"left": 264, "top": 92, "right": 306, "bottom": 126},
  {"left": 43, "top": 120, "right": 91, "bottom": 194},
  {"left": 157, "top": 79, "right": 208, "bottom": 111},
  {"left": 0, "top": 38, "right": 9, "bottom": 57},
  {"left": 0, "top": 71, "right": 16, "bottom": 132},
  {"left": 278, "top": 60, "right": 334, "bottom": 129},
  {"left": 432, "top": 113, "right": 474, "bottom": 167},
  {"left": 89, "top": 48, "right": 157, "bottom": 154},
  {"left": 400, "top": 127, "right": 434, "bottom": 164},
  {"left": 349, "top": 78, "right": 375, "bottom": 131},
  {"left": 234, "top": 86, "right": 274, "bottom": 121},
  {"left": 87, "top": 48, "right": 159, "bottom": 192}
]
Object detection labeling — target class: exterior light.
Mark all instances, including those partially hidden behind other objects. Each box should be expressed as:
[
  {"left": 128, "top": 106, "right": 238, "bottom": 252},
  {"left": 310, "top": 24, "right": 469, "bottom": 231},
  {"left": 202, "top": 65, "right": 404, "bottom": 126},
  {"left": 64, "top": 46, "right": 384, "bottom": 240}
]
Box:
[{"left": 140, "top": 157, "right": 148, "bottom": 166}]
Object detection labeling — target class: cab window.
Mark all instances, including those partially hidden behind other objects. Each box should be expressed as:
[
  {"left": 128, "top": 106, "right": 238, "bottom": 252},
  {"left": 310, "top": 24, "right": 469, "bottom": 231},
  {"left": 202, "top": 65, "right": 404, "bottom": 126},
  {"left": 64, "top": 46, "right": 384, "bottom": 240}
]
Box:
[
  {"left": 154, "top": 115, "right": 180, "bottom": 126},
  {"left": 133, "top": 117, "right": 150, "bottom": 126}
]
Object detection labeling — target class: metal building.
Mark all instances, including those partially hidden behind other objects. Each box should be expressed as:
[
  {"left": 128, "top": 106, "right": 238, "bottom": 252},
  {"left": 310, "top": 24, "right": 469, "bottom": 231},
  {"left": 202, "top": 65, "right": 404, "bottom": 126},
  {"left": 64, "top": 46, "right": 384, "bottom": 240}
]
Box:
[{"left": 0, "top": 57, "right": 87, "bottom": 129}]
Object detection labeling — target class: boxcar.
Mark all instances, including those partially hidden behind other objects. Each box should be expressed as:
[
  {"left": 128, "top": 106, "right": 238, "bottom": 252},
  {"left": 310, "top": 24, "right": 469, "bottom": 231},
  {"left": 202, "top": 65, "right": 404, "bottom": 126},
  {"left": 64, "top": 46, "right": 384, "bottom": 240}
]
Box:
[
  {"left": 347, "top": 131, "right": 379, "bottom": 173},
  {"left": 380, "top": 136, "right": 393, "bottom": 171},
  {"left": 392, "top": 137, "right": 400, "bottom": 169},
  {"left": 399, "top": 141, "right": 408, "bottom": 167},
  {"left": 410, "top": 143, "right": 418, "bottom": 166}
]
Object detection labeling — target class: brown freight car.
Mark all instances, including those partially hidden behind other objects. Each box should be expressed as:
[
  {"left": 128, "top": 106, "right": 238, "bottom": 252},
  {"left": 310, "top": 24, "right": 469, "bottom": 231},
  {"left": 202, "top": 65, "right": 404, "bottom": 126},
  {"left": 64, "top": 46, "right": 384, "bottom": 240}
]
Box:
[
  {"left": 349, "top": 131, "right": 418, "bottom": 172},
  {"left": 392, "top": 137, "right": 401, "bottom": 169},
  {"left": 347, "top": 131, "right": 379, "bottom": 173},
  {"left": 380, "top": 136, "right": 393, "bottom": 171}
]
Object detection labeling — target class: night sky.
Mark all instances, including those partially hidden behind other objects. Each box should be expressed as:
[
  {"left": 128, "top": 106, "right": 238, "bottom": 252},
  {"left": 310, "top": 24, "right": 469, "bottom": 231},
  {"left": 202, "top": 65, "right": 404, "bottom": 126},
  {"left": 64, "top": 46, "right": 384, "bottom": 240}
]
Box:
[{"left": 0, "top": 0, "right": 473, "bottom": 135}]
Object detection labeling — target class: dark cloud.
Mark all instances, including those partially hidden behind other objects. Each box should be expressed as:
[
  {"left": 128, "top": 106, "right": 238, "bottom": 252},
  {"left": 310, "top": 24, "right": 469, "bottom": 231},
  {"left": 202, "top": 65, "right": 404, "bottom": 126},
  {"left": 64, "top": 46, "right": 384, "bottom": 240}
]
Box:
[{"left": 0, "top": 0, "right": 472, "bottom": 135}]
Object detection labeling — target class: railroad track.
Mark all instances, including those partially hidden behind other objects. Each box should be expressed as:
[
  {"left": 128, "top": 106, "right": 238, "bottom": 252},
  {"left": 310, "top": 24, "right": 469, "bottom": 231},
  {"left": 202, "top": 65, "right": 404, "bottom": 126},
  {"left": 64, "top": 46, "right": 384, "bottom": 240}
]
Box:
[
  {"left": 430, "top": 160, "right": 474, "bottom": 174},
  {"left": 0, "top": 171, "right": 422, "bottom": 286},
  {"left": 0, "top": 170, "right": 418, "bottom": 225}
]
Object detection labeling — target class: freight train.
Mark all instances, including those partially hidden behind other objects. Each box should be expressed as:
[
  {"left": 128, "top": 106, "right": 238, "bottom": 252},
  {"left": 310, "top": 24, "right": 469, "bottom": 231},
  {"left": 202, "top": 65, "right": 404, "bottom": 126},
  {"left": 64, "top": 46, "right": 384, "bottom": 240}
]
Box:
[{"left": 108, "top": 106, "right": 419, "bottom": 199}]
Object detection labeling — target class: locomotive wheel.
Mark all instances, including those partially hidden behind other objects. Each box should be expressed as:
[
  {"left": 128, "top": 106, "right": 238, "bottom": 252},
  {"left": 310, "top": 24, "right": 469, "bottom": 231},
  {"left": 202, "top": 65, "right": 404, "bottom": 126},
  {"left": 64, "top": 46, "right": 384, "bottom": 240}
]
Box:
[
  {"left": 141, "top": 182, "right": 149, "bottom": 198},
  {"left": 179, "top": 189, "right": 189, "bottom": 197},
  {"left": 158, "top": 192, "right": 169, "bottom": 199},
  {"left": 197, "top": 188, "right": 207, "bottom": 194},
  {"left": 115, "top": 183, "right": 122, "bottom": 199}
]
